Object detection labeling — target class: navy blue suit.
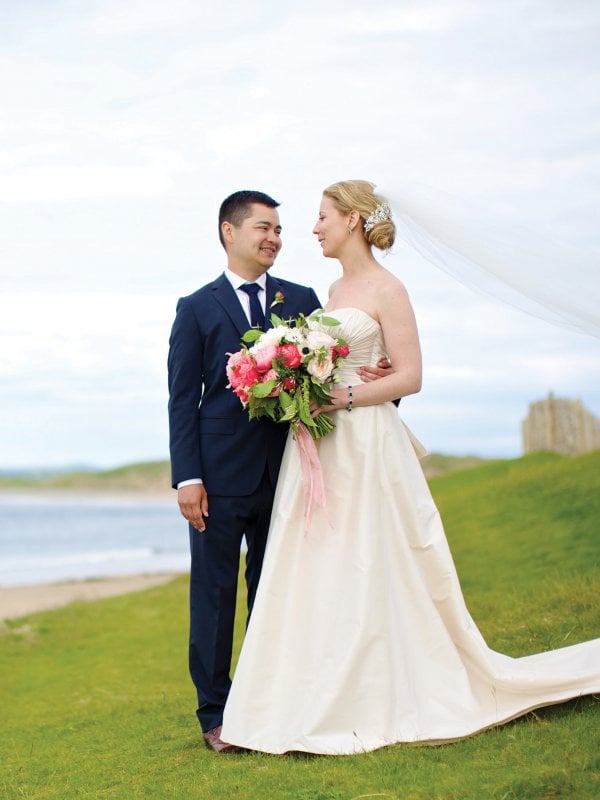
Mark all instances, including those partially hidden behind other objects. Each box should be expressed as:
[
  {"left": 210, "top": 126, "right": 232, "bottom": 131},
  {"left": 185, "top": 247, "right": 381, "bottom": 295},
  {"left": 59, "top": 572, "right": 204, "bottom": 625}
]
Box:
[{"left": 168, "top": 272, "right": 320, "bottom": 731}]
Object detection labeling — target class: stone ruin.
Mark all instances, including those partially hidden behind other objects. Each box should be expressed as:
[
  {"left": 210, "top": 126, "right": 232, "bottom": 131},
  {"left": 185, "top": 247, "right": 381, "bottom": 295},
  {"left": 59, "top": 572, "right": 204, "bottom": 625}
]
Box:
[{"left": 522, "top": 392, "right": 600, "bottom": 455}]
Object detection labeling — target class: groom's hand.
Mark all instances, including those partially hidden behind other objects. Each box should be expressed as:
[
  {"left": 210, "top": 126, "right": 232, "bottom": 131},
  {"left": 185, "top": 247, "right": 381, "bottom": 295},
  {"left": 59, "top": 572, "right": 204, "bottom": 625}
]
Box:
[
  {"left": 178, "top": 484, "right": 209, "bottom": 532},
  {"left": 358, "top": 356, "right": 392, "bottom": 382}
]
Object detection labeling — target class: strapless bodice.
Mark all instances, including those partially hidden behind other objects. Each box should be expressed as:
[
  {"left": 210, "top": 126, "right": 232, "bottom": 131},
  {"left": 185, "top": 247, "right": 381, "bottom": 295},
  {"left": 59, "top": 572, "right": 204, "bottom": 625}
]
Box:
[{"left": 322, "top": 307, "right": 387, "bottom": 386}]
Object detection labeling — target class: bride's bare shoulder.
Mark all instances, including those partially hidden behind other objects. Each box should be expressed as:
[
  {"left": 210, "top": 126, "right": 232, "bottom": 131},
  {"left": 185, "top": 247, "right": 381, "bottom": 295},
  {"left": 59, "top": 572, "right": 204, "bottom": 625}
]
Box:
[{"left": 375, "top": 270, "right": 411, "bottom": 303}]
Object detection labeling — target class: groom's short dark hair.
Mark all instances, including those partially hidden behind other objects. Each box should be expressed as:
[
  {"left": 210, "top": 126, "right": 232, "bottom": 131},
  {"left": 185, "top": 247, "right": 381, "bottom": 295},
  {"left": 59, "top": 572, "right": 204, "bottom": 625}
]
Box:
[{"left": 218, "top": 190, "right": 280, "bottom": 248}]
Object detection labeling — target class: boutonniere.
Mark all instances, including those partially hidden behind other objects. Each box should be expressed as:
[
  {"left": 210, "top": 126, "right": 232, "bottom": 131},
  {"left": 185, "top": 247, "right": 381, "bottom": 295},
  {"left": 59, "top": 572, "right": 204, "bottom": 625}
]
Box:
[{"left": 270, "top": 291, "right": 285, "bottom": 309}]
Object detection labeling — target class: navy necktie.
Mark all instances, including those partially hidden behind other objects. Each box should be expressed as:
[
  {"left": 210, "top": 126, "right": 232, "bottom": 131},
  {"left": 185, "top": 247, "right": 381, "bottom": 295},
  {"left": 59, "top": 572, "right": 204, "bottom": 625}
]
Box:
[{"left": 240, "top": 283, "right": 265, "bottom": 329}]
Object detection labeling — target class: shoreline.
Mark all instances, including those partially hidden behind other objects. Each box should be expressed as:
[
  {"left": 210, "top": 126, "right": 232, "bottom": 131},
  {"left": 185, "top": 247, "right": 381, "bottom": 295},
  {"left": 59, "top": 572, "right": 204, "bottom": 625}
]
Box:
[
  {"left": 0, "top": 487, "right": 174, "bottom": 502},
  {"left": 0, "top": 572, "right": 183, "bottom": 621}
]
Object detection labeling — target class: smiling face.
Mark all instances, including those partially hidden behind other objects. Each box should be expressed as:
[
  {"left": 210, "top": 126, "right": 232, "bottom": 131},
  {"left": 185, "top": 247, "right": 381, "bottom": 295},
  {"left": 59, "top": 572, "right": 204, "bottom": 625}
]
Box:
[
  {"left": 223, "top": 203, "right": 282, "bottom": 278},
  {"left": 312, "top": 194, "right": 350, "bottom": 259}
]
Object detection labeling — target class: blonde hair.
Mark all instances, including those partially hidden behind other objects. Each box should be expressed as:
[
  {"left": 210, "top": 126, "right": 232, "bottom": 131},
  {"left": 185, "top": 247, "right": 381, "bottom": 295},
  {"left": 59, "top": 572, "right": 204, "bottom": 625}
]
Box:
[{"left": 322, "top": 180, "right": 395, "bottom": 251}]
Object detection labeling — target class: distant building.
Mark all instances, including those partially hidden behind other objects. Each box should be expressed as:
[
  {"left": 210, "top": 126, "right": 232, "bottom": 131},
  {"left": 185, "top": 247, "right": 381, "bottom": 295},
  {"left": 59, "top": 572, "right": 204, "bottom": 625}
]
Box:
[{"left": 522, "top": 393, "right": 600, "bottom": 455}]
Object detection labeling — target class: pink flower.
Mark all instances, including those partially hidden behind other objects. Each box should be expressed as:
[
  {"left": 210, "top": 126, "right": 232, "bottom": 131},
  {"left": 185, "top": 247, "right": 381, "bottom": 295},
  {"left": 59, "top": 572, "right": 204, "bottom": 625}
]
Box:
[
  {"left": 233, "top": 386, "right": 250, "bottom": 403},
  {"left": 253, "top": 344, "right": 278, "bottom": 373},
  {"left": 226, "top": 352, "right": 259, "bottom": 389},
  {"left": 276, "top": 343, "right": 302, "bottom": 369},
  {"left": 226, "top": 351, "right": 244, "bottom": 385},
  {"left": 282, "top": 376, "right": 296, "bottom": 390},
  {"left": 336, "top": 344, "right": 350, "bottom": 358}
]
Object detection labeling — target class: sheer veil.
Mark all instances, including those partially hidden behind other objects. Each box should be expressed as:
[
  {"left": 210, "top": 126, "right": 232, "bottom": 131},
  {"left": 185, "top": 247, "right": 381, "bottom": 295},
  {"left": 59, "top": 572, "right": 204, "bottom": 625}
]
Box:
[{"left": 380, "top": 182, "right": 600, "bottom": 339}]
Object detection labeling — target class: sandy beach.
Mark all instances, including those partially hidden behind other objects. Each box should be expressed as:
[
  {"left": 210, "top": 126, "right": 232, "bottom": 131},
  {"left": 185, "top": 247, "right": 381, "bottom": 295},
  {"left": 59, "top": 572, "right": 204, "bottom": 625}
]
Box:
[{"left": 0, "top": 573, "right": 181, "bottom": 621}]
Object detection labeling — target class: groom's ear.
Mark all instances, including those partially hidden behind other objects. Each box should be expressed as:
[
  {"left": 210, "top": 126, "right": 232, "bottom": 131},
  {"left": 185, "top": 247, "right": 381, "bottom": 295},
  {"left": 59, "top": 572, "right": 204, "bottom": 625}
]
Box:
[{"left": 221, "top": 221, "right": 234, "bottom": 246}]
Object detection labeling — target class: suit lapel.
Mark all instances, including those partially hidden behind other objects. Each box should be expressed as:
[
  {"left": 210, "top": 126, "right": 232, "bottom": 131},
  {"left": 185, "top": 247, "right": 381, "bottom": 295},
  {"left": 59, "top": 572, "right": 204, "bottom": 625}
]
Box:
[
  {"left": 265, "top": 275, "right": 286, "bottom": 330},
  {"left": 211, "top": 273, "right": 293, "bottom": 335},
  {"left": 211, "top": 273, "right": 251, "bottom": 337}
]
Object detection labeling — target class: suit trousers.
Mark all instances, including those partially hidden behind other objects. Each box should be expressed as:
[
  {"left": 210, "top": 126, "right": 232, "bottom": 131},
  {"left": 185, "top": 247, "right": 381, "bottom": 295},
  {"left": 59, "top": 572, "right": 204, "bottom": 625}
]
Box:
[{"left": 188, "top": 464, "right": 276, "bottom": 732}]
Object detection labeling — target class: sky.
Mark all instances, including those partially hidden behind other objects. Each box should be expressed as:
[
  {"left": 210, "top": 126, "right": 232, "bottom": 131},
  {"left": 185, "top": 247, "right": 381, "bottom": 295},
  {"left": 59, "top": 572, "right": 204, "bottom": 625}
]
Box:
[{"left": 1, "top": 0, "right": 599, "bottom": 469}]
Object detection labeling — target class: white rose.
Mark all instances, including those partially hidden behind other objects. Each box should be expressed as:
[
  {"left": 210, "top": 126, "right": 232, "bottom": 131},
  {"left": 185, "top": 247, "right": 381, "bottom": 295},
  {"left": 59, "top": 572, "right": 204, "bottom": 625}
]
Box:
[
  {"left": 306, "top": 329, "right": 336, "bottom": 350},
  {"left": 306, "top": 354, "right": 334, "bottom": 382}
]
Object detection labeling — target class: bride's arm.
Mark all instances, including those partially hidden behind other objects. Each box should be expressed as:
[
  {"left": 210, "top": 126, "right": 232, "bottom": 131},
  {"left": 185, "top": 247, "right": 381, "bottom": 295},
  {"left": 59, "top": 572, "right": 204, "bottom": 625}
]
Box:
[{"left": 317, "top": 283, "right": 422, "bottom": 412}]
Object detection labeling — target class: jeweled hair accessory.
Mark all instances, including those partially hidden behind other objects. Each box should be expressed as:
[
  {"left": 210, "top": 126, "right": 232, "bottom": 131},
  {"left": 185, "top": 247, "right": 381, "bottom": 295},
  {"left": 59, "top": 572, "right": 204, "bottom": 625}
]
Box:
[{"left": 364, "top": 202, "right": 392, "bottom": 232}]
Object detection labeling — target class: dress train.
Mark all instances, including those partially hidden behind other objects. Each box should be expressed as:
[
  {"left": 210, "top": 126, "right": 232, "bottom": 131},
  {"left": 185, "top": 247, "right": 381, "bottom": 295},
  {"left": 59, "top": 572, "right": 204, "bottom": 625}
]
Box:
[{"left": 222, "top": 308, "right": 599, "bottom": 754}]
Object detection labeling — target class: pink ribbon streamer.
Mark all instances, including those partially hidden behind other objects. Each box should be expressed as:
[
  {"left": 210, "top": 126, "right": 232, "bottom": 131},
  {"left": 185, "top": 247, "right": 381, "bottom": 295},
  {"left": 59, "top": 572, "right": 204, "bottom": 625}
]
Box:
[{"left": 294, "top": 422, "right": 330, "bottom": 536}]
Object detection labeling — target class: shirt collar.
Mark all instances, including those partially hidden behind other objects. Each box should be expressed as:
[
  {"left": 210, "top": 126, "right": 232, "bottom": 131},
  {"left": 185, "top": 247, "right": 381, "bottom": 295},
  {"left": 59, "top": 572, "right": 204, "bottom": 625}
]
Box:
[{"left": 225, "top": 268, "right": 267, "bottom": 292}]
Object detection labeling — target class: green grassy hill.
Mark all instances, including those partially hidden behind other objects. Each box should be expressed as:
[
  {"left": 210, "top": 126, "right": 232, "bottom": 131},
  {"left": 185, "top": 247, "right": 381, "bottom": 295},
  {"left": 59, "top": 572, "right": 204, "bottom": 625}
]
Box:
[
  {"left": 1, "top": 450, "right": 598, "bottom": 799},
  {"left": 0, "top": 452, "right": 490, "bottom": 493},
  {"left": 420, "top": 451, "right": 488, "bottom": 477},
  {"left": 0, "top": 459, "right": 173, "bottom": 494},
  {"left": 431, "top": 450, "right": 599, "bottom": 655}
]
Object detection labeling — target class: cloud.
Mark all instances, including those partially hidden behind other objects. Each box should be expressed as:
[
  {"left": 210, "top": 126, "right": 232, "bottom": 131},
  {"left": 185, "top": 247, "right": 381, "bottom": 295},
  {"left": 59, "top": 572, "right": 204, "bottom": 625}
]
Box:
[
  {"left": 0, "top": 0, "right": 599, "bottom": 466},
  {"left": 0, "top": 162, "right": 176, "bottom": 204},
  {"left": 0, "top": 290, "right": 172, "bottom": 466}
]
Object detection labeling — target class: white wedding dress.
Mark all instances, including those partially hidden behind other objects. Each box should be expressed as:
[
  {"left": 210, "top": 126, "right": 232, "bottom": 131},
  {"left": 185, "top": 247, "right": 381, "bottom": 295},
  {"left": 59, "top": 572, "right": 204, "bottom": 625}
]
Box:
[{"left": 221, "top": 308, "right": 600, "bottom": 755}]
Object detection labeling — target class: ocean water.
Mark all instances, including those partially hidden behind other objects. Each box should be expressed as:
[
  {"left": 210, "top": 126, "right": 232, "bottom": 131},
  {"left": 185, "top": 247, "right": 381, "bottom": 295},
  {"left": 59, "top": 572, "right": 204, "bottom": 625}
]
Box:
[{"left": 0, "top": 494, "right": 191, "bottom": 587}]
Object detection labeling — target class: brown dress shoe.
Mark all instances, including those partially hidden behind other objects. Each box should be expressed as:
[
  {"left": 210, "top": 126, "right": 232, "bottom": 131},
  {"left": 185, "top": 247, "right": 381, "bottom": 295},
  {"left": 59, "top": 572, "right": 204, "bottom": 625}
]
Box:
[{"left": 203, "top": 725, "right": 240, "bottom": 753}]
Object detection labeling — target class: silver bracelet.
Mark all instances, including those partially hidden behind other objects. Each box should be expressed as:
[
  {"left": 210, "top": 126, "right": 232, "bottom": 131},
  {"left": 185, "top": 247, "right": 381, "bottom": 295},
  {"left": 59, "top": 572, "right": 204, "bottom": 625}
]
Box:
[{"left": 347, "top": 385, "right": 353, "bottom": 412}]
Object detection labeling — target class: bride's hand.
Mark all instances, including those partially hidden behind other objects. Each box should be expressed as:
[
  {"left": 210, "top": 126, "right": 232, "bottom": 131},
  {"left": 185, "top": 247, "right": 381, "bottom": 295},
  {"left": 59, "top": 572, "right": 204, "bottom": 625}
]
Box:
[{"left": 311, "top": 387, "right": 348, "bottom": 416}]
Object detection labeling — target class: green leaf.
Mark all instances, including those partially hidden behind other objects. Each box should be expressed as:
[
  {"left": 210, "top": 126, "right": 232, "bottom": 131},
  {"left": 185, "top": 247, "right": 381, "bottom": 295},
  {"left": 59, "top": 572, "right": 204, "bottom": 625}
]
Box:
[
  {"left": 242, "top": 329, "right": 263, "bottom": 343},
  {"left": 279, "top": 390, "right": 293, "bottom": 410},
  {"left": 263, "top": 404, "right": 277, "bottom": 421},
  {"left": 310, "top": 383, "right": 332, "bottom": 404},
  {"left": 279, "top": 404, "right": 297, "bottom": 422},
  {"left": 251, "top": 380, "right": 277, "bottom": 398},
  {"left": 318, "top": 315, "right": 341, "bottom": 327},
  {"left": 248, "top": 395, "right": 278, "bottom": 420},
  {"left": 297, "top": 396, "right": 314, "bottom": 427}
]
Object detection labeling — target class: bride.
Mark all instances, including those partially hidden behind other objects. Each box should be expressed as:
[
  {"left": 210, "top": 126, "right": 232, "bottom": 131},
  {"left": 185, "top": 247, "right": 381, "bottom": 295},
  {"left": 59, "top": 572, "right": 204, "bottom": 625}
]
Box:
[{"left": 221, "top": 180, "right": 600, "bottom": 755}]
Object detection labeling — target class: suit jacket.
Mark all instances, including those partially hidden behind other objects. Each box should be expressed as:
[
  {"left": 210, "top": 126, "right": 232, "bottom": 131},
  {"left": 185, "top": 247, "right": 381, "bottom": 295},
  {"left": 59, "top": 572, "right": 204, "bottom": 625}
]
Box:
[{"left": 168, "top": 272, "right": 321, "bottom": 495}]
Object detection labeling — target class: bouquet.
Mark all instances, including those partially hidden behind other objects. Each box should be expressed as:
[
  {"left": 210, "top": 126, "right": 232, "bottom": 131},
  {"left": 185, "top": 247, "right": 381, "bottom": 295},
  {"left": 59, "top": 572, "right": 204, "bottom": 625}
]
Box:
[{"left": 226, "top": 309, "right": 350, "bottom": 440}]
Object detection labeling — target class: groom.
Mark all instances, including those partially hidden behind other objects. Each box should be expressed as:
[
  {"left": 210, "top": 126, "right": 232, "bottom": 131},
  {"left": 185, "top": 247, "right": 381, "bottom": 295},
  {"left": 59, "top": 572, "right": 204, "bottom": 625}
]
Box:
[{"left": 168, "top": 190, "right": 321, "bottom": 752}]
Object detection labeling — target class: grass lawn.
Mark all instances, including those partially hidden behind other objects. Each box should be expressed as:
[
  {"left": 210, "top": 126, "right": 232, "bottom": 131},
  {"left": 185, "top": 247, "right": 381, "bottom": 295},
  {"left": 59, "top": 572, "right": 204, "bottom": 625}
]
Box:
[{"left": 1, "top": 452, "right": 598, "bottom": 799}]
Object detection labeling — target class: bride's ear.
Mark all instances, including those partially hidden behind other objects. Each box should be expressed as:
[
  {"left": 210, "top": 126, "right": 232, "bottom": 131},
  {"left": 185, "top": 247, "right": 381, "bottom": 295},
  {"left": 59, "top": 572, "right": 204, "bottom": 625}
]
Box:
[{"left": 348, "top": 211, "right": 360, "bottom": 232}]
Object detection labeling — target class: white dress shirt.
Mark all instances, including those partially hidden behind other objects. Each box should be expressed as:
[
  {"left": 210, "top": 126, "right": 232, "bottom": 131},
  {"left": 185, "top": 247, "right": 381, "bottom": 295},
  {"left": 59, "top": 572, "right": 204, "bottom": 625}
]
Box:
[{"left": 224, "top": 268, "right": 267, "bottom": 324}]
